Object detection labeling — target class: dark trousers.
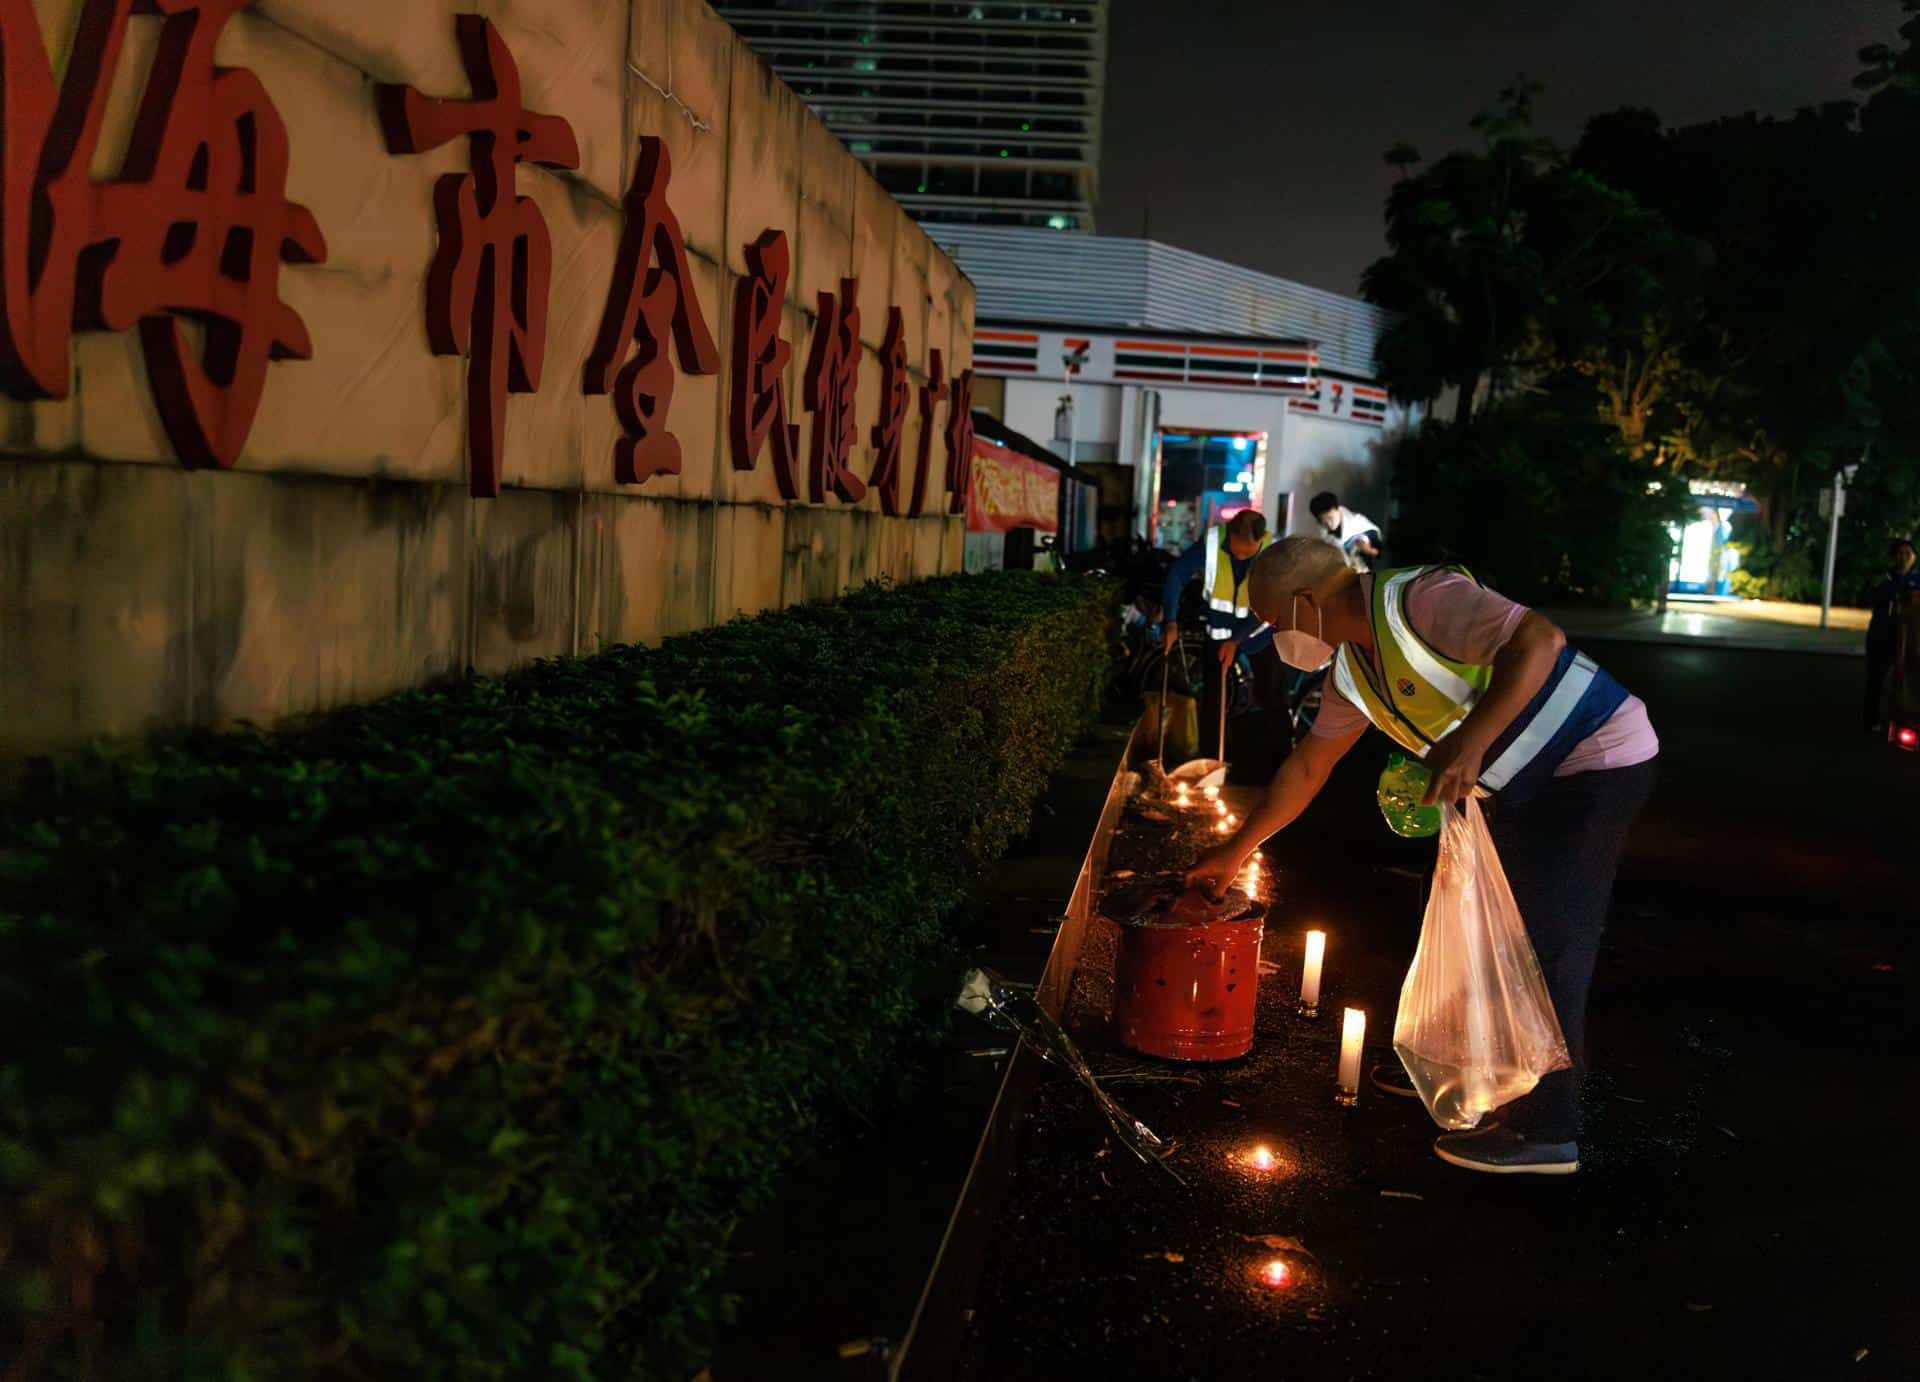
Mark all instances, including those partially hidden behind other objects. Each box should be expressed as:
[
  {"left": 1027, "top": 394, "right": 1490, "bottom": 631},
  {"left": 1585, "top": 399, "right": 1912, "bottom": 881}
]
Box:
[
  {"left": 1481, "top": 758, "right": 1658, "bottom": 1142},
  {"left": 1865, "top": 637, "right": 1893, "bottom": 728}
]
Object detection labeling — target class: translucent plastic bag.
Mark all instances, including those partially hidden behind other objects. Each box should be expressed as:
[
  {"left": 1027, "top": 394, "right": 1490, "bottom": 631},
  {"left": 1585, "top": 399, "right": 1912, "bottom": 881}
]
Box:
[{"left": 1392, "top": 797, "right": 1571, "bottom": 1130}]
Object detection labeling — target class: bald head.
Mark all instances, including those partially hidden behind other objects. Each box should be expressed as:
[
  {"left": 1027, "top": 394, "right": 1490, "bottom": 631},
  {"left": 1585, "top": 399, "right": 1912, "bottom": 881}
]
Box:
[{"left": 1248, "top": 536, "right": 1354, "bottom": 628}]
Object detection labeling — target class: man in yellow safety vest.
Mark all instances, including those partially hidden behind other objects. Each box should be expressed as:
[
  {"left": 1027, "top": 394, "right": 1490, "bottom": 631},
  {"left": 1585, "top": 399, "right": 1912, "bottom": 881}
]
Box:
[
  {"left": 1160, "top": 509, "right": 1274, "bottom": 669},
  {"left": 1186, "top": 536, "right": 1660, "bottom": 1177}
]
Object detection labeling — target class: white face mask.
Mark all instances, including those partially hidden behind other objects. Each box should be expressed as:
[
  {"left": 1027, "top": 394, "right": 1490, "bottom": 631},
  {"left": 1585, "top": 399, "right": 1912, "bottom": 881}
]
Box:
[{"left": 1272, "top": 593, "right": 1334, "bottom": 670}]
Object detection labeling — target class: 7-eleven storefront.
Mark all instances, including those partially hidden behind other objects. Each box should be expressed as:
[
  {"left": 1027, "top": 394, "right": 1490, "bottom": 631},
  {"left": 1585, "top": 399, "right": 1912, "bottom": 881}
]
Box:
[
  {"left": 931, "top": 225, "right": 1416, "bottom": 554},
  {"left": 973, "top": 324, "right": 1408, "bottom": 552}
]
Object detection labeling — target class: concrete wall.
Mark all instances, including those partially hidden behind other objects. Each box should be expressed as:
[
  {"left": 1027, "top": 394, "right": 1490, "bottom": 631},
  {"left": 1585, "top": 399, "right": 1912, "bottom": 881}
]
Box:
[{"left": 0, "top": 0, "right": 973, "bottom": 761}]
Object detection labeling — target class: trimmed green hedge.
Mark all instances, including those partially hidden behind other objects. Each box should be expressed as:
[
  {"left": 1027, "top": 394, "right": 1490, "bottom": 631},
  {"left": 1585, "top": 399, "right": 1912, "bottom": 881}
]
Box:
[{"left": 0, "top": 571, "right": 1115, "bottom": 1381}]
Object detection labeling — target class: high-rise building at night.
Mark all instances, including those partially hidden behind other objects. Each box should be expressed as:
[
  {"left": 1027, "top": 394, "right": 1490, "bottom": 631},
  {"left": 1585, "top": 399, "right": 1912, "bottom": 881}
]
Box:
[{"left": 715, "top": 2, "right": 1107, "bottom": 231}]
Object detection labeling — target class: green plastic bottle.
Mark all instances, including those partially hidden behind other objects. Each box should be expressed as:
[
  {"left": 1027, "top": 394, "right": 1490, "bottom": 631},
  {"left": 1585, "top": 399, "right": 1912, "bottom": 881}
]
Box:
[{"left": 1377, "top": 751, "right": 1442, "bottom": 838}]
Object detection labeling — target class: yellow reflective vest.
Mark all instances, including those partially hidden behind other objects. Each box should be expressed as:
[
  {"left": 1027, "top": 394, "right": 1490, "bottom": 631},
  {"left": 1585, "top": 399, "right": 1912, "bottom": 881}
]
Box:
[
  {"left": 1330, "top": 565, "right": 1629, "bottom": 798},
  {"left": 1200, "top": 524, "right": 1272, "bottom": 640}
]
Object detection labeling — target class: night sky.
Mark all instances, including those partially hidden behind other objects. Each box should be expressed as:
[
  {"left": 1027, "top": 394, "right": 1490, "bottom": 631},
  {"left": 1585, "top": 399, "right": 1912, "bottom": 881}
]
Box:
[{"left": 1098, "top": 0, "right": 1895, "bottom": 297}]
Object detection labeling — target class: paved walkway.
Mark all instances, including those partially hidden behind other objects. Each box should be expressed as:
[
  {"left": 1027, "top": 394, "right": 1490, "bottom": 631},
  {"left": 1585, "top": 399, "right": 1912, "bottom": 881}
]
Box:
[
  {"left": 1544, "top": 598, "right": 1868, "bottom": 656},
  {"left": 945, "top": 643, "right": 1916, "bottom": 1382}
]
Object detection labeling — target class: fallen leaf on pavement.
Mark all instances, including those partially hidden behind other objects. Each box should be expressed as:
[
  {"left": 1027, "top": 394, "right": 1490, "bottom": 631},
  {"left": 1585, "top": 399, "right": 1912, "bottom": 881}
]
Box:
[
  {"left": 1379, "top": 1189, "right": 1424, "bottom": 1201},
  {"left": 1685, "top": 1302, "right": 1713, "bottom": 1313},
  {"left": 1241, "top": 1233, "right": 1314, "bottom": 1258}
]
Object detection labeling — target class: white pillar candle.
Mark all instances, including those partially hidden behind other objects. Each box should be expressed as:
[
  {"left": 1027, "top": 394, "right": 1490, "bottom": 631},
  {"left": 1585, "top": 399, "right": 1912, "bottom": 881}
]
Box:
[
  {"left": 1298, "top": 930, "right": 1325, "bottom": 1016},
  {"left": 1336, "top": 1007, "right": 1365, "bottom": 1106}
]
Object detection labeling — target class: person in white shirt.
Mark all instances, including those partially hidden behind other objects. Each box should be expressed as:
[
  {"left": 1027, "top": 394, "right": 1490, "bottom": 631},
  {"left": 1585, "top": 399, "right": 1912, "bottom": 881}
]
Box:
[{"left": 1309, "top": 491, "right": 1383, "bottom": 570}]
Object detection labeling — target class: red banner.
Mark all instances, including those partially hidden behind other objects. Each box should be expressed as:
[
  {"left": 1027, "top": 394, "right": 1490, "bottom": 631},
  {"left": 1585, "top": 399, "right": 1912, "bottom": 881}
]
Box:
[{"left": 966, "top": 436, "right": 1059, "bottom": 533}]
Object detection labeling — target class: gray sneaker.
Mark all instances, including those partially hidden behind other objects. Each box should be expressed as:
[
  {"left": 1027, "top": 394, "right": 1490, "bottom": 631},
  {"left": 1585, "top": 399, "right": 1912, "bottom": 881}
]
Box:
[{"left": 1433, "top": 1124, "right": 1579, "bottom": 1175}]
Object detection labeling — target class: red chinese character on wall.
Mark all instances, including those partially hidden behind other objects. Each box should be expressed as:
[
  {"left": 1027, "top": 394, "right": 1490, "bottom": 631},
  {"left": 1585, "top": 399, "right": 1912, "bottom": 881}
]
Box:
[
  {"left": 944, "top": 367, "right": 977, "bottom": 515},
  {"left": 377, "top": 16, "right": 579, "bottom": 498},
  {"left": 868, "top": 307, "right": 910, "bottom": 516},
  {"left": 802, "top": 278, "right": 864, "bottom": 505},
  {"left": 584, "top": 137, "right": 718, "bottom": 486},
  {"left": 907, "top": 347, "right": 947, "bottom": 519},
  {"left": 729, "top": 229, "right": 800, "bottom": 500},
  {"left": 0, "top": 0, "right": 326, "bottom": 468}
]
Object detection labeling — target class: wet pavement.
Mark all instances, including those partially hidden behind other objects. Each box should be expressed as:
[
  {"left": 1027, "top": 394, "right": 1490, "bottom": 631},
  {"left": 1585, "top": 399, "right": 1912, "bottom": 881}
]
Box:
[
  {"left": 946, "top": 640, "right": 1918, "bottom": 1382},
  {"left": 1544, "top": 600, "right": 1868, "bottom": 656},
  {"left": 718, "top": 641, "right": 1917, "bottom": 1382}
]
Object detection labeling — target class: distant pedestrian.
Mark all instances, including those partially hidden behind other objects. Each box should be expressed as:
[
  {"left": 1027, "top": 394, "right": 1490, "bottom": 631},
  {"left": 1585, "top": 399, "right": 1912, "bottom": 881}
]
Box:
[
  {"left": 1864, "top": 537, "right": 1919, "bottom": 731},
  {"left": 1309, "top": 491, "right": 1384, "bottom": 570}
]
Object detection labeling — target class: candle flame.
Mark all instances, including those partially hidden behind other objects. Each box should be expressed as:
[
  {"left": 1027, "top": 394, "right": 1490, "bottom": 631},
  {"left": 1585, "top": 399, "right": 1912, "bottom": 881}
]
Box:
[
  {"left": 1214, "top": 800, "right": 1227, "bottom": 816},
  {"left": 1203, "top": 785, "right": 1220, "bottom": 798},
  {"left": 1259, "top": 1258, "right": 1292, "bottom": 1288},
  {"left": 1246, "top": 1144, "right": 1276, "bottom": 1171}
]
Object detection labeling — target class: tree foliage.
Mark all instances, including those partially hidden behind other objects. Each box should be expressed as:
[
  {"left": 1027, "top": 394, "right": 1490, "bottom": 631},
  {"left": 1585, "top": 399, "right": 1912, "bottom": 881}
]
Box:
[{"left": 1367, "top": 4, "right": 1920, "bottom": 603}]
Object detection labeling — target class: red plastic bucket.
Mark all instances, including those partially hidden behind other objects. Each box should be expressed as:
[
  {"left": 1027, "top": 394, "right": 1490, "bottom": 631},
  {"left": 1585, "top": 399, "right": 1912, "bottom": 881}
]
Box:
[{"left": 1111, "top": 909, "right": 1265, "bottom": 1061}]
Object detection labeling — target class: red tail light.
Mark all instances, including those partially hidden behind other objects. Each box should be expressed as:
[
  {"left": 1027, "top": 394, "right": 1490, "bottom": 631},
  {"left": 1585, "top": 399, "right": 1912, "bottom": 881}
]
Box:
[{"left": 1897, "top": 726, "right": 1918, "bottom": 751}]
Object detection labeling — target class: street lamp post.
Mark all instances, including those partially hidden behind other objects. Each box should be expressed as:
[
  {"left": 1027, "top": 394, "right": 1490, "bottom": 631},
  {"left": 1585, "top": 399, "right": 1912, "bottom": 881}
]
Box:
[
  {"left": 1062, "top": 342, "right": 1089, "bottom": 465},
  {"left": 1820, "top": 457, "right": 1863, "bottom": 631}
]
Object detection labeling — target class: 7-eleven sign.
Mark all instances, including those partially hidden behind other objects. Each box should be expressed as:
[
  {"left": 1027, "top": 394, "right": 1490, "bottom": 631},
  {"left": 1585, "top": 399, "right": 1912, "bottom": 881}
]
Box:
[{"left": 1063, "top": 338, "right": 1090, "bottom": 376}]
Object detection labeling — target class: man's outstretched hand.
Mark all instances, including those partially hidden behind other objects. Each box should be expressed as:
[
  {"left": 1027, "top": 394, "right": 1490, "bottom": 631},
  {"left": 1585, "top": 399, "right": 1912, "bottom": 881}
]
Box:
[{"left": 1183, "top": 844, "right": 1243, "bottom": 900}]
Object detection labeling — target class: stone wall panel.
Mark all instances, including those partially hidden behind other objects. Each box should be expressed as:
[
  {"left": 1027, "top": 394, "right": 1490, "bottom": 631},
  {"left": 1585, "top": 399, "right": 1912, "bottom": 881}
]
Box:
[
  {"left": 0, "top": 461, "right": 191, "bottom": 755},
  {"left": 199, "top": 473, "right": 469, "bottom": 727},
  {"left": 2, "top": 0, "right": 973, "bottom": 762}
]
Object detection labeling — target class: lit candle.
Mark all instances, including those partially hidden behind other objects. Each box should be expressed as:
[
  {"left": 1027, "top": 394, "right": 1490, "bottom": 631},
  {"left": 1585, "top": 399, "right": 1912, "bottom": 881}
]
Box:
[
  {"left": 1258, "top": 1258, "right": 1292, "bottom": 1289},
  {"left": 1336, "top": 1007, "right": 1365, "bottom": 1106},
  {"left": 1203, "top": 785, "right": 1220, "bottom": 799},
  {"left": 1226, "top": 814, "right": 1239, "bottom": 827},
  {"left": 1298, "top": 930, "right": 1325, "bottom": 1016},
  {"left": 1214, "top": 800, "right": 1227, "bottom": 816},
  {"left": 1215, "top": 820, "right": 1231, "bottom": 834},
  {"left": 1245, "top": 1144, "right": 1276, "bottom": 1171}
]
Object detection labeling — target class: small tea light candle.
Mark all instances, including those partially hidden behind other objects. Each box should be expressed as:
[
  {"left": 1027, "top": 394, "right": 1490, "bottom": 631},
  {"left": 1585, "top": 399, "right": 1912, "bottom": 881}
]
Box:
[
  {"left": 1245, "top": 1144, "right": 1276, "bottom": 1172},
  {"left": 1213, "top": 799, "right": 1227, "bottom": 816},
  {"left": 1336, "top": 1007, "right": 1365, "bottom": 1106},
  {"left": 1258, "top": 1258, "right": 1293, "bottom": 1289},
  {"left": 1203, "top": 785, "right": 1220, "bottom": 799},
  {"left": 1298, "top": 930, "right": 1325, "bottom": 1017}
]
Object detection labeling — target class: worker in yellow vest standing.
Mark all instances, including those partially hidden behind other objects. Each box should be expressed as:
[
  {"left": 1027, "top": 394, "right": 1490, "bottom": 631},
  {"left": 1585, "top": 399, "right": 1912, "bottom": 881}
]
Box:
[
  {"left": 1186, "top": 537, "right": 1660, "bottom": 1176},
  {"left": 1159, "top": 511, "right": 1287, "bottom": 777},
  {"left": 1160, "top": 509, "right": 1273, "bottom": 663}
]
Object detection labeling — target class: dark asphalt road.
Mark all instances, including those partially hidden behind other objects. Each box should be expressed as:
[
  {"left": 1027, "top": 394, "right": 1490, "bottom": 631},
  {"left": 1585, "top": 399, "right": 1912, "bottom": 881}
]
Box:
[{"left": 720, "top": 641, "right": 1918, "bottom": 1382}]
